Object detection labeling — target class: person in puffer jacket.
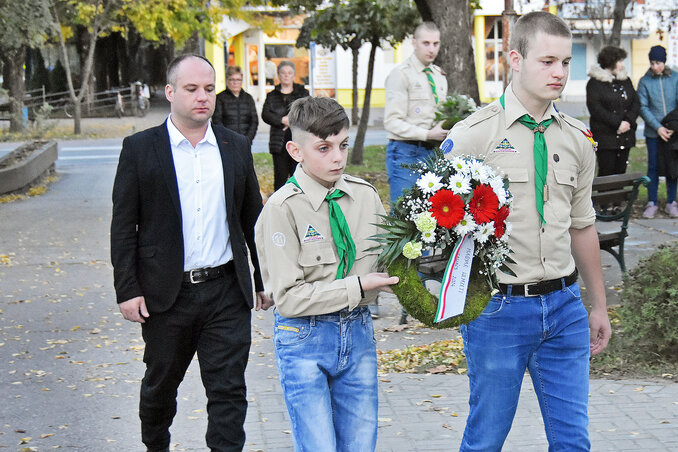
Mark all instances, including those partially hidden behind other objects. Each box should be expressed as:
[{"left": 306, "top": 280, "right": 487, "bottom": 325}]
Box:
[
  {"left": 586, "top": 46, "right": 640, "bottom": 177},
  {"left": 637, "top": 45, "right": 678, "bottom": 218},
  {"left": 213, "top": 66, "right": 259, "bottom": 144}
]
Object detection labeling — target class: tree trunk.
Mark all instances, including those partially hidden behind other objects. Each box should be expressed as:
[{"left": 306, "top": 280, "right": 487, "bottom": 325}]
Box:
[
  {"left": 182, "top": 31, "right": 201, "bottom": 55},
  {"left": 414, "top": 0, "right": 479, "bottom": 104},
  {"left": 608, "top": 0, "right": 630, "bottom": 47},
  {"left": 73, "top": 100, "right": 82, "bottom": 135},
  {"left": 351, "top": 40, "right": 378, "bottom": 165},
  {"left": 4, "top": 47, "right": 26, "bottom": 133},
  {"left": 351, "top": 44, "right": 360, "bottom": 125}
]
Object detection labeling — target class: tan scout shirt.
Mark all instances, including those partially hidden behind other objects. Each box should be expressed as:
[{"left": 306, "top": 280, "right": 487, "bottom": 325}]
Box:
[
  {"left": 444, "top": 85, "right": 596, "bottom": 284},
  {"left": 255, "top": 165, "right": 386, "bottom": 318},
  {"left": 385, "top": 54, "right": 448, "bottom": 141}
]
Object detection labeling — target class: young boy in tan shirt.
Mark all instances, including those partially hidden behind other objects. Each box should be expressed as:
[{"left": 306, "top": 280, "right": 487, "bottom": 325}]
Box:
[{"left": 255, "top": 96, "right": 398, "bottom": 451}]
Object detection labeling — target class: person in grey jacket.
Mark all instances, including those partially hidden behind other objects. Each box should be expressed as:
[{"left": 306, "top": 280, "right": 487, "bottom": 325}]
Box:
[{"left": 637, "top": 45, "right": 678, "bottom": 218}]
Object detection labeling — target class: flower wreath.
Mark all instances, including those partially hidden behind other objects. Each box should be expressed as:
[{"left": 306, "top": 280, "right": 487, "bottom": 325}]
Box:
[{"left": 373, "top": 148, "right": 515, "bottom": 329}]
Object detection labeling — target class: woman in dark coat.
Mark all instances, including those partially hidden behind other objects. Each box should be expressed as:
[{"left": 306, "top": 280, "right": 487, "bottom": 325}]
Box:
[
  {"left": 586, "top": 46, "right": 640, "bottom": 176},
  {"left": 213, "top": 66, "right": 258, "bottom": 143},
  {"left": 261, "top": 60, "right": 309, "bottom": 190}
]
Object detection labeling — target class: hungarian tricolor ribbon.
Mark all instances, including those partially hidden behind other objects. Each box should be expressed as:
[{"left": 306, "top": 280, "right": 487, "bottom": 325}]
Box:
[{"left": 435, "top": 234, "right": 475, "bottom": 323}]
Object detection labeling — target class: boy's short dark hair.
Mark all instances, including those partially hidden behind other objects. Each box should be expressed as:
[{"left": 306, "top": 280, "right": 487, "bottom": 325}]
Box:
[
  {"left": 288, "top": 96, "right": 350, "bottom": 140},
  {"left": 597, "top": 46, "right": 627, "bottom": 70},
  {"left": 510, "top": 11, "right": 571, "bottom": 58}
]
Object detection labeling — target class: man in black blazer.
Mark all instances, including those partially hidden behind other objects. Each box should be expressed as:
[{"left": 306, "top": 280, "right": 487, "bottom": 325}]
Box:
[{"left": 111, "top": 54, "right": 272, "bottom": 452}]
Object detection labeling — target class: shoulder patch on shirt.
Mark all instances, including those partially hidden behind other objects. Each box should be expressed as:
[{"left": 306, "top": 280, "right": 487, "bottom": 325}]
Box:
[
  {"left": 441, "top": 137, "right": 454, "bottom": 154},
  {"left": 302, "top": 224, "right": 324, "bottom": 242},
  {"left": 494, "top": 138, "right": 516, "bottom": 152},
  {"left": 271, "top": 232, "right": 286, "bottom": 247}
]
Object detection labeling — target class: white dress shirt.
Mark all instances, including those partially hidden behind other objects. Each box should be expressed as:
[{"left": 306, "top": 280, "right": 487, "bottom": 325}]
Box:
[{"left": 167, "top": 116, "right": 232, "bottom": 271}]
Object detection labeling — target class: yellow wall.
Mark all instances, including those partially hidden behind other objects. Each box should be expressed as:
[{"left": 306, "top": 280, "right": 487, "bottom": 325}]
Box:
[
  {"left": 205, "top": 38, "right": 226, "bottom": 93},
  {"left": 394, "top": 42, "right": 403, "bottom": 64},
  {"left": 474, "top": 16, "right": 490, "bottom": 103},
  {"left": 337, "top": 88, "right": 386, "bottom": 108},
  {"left": 631, "top": 33, "right": 664, "bottom": 87}
]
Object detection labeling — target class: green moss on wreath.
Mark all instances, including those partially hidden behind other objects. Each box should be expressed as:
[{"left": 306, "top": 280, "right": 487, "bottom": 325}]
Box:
[{"left": 388, "top": 256, "right": 492, "bottom": 329}]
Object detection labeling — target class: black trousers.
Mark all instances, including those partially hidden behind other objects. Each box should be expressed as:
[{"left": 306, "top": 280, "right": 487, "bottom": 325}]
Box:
[
  {"left": 272, "top": 151, "right": 298, "bottom": 191},
  {"left": 139, "top": 270, "right": 251, "bottom": 451},
  {"left": 596, "top": 147, "right": 630, "bottom": 177}
]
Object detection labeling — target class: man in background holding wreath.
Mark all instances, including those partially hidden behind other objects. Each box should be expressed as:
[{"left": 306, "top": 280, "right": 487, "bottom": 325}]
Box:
[
  {"left": 384, "top": 21, "right": 449, "bottom": 206},
  {"left": 443, "top": 12, "right": 610, "bottom": 451}
]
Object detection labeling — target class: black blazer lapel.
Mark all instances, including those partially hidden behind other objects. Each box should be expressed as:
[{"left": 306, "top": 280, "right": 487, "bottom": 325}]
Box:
[
  {"left": 216, "top": 127, "right": 235, "bottom": 224},
  {"left": 154, "top": 123, "right": 182, "bottom": 219}
]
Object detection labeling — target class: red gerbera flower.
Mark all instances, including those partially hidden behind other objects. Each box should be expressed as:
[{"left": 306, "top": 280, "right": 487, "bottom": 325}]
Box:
[
  {"left": 469, "top": 184, "right": 499, "bottom": 224},
  {"left": 429, "top": 189, "right": 465, "bottom": 229},
  {"left": 494, "top": 205, "right": 510, "bottom": 239}
]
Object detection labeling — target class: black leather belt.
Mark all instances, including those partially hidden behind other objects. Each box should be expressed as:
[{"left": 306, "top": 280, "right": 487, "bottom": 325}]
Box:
[
  {"left": 183, "top": 261, "right": 234, "bottom": 284},
  {"left": 392, "top": 139, "right": 436, "bottom": 150},
  {"left": 499, "top": 270, "right": 578, "bottom": 297}
]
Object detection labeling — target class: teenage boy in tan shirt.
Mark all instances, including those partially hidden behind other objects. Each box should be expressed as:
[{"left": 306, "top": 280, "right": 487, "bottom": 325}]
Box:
[{"left": 444, "top": 11, "right": 610, "bottom": 451}]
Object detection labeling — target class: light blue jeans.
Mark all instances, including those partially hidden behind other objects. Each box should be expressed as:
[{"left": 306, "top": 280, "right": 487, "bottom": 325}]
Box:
[
  {"left": 274, "top": 307, "right": 378, "bottom": 452},
  {"left": 386, "top": 140, "right": 435, "bottom": 205},
  {"left": 459, "top": 282, "right": 591, "bottom": 452}
]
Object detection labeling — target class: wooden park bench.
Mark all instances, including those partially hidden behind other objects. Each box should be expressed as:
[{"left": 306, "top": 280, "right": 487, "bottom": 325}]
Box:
[{"left": 591, "top": 172, "right": 650, "bottom": 273}]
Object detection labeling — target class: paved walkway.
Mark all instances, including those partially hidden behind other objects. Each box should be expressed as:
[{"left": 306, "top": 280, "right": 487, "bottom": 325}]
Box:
[{"left": 1, "top": 131, "right": 678, "bottom": 451}]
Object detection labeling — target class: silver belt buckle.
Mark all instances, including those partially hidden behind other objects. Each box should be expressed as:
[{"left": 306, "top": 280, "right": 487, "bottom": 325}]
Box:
[
  {"left": 189, "top": 269, "right": 203, "bottom": 284},
  {"left": 523, "top": 283, "right": 537, "bottom": 297}
]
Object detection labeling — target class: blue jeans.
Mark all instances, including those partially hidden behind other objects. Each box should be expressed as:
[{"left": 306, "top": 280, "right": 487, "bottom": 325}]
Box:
[
  {"left": 646, "top": 136, "right": 677, "bottom": 203},
  {"left": 386, "top": 140, "right": 435, "bottom": 205},
  {"left": 274, "top": 307, "right": 378, "bottom": 452},
  {"left": 459, "top": 283, "right": 591, "bottom": 452}
]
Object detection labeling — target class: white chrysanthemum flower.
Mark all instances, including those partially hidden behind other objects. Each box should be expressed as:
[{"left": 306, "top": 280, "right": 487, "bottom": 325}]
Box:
[
  {"left": 450, "top": 156, "right": 469, "bottom": 174},
  {"left": 473, "top": 222, "right": 494, "bottom": 244},
  {"left": 416, "top": 172, "right": 443, "bottom": 194},
  {"left": 489, "top": 176, "right": 508, "bottom": 205},
  {"left": 454, "top": 212, "right": 476, "bottom": 236},
  {"left": 421, "top": 230, "right": 436, "bottom": 243},
  {"left": 468, "top": 159, "right": 491, "bottom": 183},
  {"left": 448, "top": 173, "right": 472, "bottom": 195}
]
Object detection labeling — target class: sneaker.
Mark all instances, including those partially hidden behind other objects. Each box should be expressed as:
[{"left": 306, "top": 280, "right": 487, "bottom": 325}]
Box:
[
  {"left": 666, "top": 201, "right": 678, "bottom": 218},
  {"left": 643, "top": 202, "right": 658, "bottom": 219}
]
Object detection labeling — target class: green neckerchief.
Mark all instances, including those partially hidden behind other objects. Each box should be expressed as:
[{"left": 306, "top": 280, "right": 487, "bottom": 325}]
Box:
[
  {"left": 500, "top": 93, "right": 553, "bottom": 225},
  {"left": 423, "top": 67, "right": 439, "bottom": 104},
  {"left": 287, "top": 175, "right": 356, "bottom": 279}
]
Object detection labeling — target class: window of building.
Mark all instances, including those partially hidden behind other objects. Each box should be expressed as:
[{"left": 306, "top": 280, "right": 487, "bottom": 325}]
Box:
[
  {"left": 260, "top": 44, "right": 310, "bottom": 86},
  {"left": 570, "top": 42, "right": 587, "bottom": 80},
  {"left": 485, "top": 18, "right": 504, "bottom": 83}
]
